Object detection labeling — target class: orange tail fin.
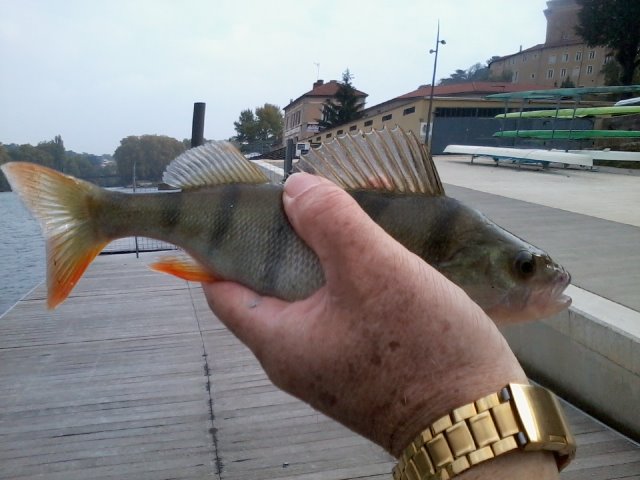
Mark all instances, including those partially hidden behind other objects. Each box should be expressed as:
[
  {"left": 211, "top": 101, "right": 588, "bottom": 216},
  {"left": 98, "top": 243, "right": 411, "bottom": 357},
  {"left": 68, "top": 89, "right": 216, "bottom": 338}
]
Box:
[{"left": 1, "top": 162, "right": 109, "bottom": 308}]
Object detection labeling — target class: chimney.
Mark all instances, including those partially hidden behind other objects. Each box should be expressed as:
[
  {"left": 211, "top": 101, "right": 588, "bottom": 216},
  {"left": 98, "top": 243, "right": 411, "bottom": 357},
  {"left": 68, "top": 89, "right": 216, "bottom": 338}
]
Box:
[{"left": 313, "top": 79, "right": 324, "bottom": 89}]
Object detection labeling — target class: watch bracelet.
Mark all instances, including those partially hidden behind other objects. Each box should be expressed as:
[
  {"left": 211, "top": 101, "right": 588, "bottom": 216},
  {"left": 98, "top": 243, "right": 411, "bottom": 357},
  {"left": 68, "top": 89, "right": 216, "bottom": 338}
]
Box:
[{"left": 391, "top": 384, "right": 571, "bottom": 480}]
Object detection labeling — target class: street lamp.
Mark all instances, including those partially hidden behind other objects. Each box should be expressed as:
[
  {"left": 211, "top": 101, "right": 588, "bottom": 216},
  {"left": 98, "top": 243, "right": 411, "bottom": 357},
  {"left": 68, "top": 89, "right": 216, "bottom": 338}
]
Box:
[{"left": 426, "top": 22, "right": 445, "bottom": 153}]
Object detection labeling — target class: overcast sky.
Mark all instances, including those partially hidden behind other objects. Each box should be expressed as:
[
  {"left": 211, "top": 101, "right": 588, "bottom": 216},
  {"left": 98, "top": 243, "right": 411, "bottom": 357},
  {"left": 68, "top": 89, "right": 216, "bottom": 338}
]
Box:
[{"left": 0, "top": 0, "right": 548, "bottom": 154}]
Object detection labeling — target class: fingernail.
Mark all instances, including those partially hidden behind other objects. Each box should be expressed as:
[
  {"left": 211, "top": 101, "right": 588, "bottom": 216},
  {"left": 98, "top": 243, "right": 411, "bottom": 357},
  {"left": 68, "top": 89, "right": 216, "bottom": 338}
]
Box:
[{"left": 284, "top": 172, "right": 322, "bottom": 199}]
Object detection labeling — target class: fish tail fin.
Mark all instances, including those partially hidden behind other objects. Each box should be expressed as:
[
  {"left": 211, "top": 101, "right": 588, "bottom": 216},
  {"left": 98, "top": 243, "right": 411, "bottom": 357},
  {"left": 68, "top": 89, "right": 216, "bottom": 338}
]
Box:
[{"left": 1, "top": 162, "right": 109, "bottom": 308}]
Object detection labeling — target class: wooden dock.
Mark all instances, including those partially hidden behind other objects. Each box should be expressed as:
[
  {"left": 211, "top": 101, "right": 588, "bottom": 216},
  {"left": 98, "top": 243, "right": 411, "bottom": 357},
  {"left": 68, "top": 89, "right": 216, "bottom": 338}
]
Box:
[{"left": 1, "top": 255, "right": 638, "bottom": 479}]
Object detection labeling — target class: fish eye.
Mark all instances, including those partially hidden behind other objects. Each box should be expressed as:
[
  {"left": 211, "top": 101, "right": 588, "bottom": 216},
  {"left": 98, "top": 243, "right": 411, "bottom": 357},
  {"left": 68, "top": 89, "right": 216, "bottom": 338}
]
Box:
[{"left": 514, "top": 251, "right": 536, "bottom": 278}]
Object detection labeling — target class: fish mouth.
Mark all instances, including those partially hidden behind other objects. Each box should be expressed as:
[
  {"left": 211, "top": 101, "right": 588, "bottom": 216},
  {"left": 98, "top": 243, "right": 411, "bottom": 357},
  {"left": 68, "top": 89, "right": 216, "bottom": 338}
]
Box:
[
  {"left": 525, "top": 268, "right": 573, "bottom": 321},
  {"left": 487, "top": 268, "right": 572, "bottom": 324}
]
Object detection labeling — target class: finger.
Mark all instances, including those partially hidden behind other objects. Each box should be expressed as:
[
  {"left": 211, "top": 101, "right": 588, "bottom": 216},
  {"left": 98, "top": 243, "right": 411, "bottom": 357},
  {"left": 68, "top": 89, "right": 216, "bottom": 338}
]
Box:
[
  {"left": 202, "top": 281, "right": 290, "bottom": 356},
  {"left": 283, "top": 173, "right": 400, "bottom": 291}
]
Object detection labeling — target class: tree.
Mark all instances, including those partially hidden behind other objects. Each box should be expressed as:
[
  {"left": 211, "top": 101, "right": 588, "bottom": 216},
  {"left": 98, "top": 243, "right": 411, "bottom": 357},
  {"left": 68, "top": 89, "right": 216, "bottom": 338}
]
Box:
[
  {"left": 114, "top": 135, "right": 185, "bottom": 185},
  {"left": 576, "top": 0, "right": 640, "bottom": 85},
  {"left": 0, "top": 138, "right": 117, "bottom": 191},
  {"left": 255, "top": 104, "right": 283, "bottom": 145},
  {"left": 601, "top": 58, "right": 640, "bottom": 85},
  {"left": 0, "top": 144, "right": 12, "bottom": 191},
  {"left": 233, "top": 103, "right": 283, "bottom": 152},
  {"left": 37, "top": 135, "right": 66, "bottom": 171},
  {"left": 439, "top": 58, "right": 511, "bottom": 85},
  {"left": 64, "top": 152, "right": 103, "bottom": 179},
  {"left": 233, "top": 109, "right": 259, "bottom": 144},
  {"left": 318, "top": 69, "right": 364, "bottom": 130},
  {"left": 7, "top": 143, "right": 55, "bottom": 168}
]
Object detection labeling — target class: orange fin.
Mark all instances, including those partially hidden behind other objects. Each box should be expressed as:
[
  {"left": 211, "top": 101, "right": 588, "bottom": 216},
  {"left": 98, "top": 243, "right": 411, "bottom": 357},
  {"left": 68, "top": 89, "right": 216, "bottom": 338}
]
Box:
[
  {"left": 48, "top": 241, "right": 110, "bottom": 309},
  {"left": 150, "top": 255, "right": 218, "bottom": 283},
  {"left": 1, "top": 162, "right": 109, "bottom": 309}
]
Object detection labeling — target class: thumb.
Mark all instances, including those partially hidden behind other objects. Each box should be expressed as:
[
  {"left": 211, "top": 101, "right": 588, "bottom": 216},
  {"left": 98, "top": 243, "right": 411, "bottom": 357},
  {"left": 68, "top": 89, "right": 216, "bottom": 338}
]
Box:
[{"left": 283, "top": 173, "right": 399, "bottom": 293}]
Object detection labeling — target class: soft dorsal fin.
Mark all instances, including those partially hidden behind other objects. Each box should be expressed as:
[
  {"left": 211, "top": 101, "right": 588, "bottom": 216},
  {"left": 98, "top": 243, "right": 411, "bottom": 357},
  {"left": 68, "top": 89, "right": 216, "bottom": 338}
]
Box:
[
  {"left": 163, "top": 141, "right": 269, "bottom": 190},
  {"left": 297, "top": 127, "right": 445, "bottom": 195}
]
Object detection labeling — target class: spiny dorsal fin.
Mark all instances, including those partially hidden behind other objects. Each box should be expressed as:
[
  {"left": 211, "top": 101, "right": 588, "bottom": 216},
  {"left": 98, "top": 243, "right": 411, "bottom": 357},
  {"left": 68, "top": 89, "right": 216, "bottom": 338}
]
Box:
[
  {"left": 163, "top": 141, "right": 269, "bottom": 190},
  {"left": 297, "top": 126, "right": 445, "bottom": 195}
]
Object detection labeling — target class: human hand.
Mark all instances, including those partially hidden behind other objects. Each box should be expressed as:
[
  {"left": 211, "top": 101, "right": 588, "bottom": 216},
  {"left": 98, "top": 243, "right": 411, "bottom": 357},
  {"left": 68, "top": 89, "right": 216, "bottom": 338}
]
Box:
[{"left": 203, "top": 172, "right": 534, "bottom": 457}]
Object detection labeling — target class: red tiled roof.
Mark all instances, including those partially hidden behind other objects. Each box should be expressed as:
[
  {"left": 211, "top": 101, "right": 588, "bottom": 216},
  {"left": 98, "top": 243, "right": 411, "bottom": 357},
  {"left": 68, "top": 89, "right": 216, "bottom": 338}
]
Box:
[
  {"left": 395, "top": 81, "right": 553, "bottom": 100},
  {"left": 284, "top": 80, "right": 368, "bottom": 109},
  {"left": 305, "top": 79, "right": 367, "bottom": 97}
]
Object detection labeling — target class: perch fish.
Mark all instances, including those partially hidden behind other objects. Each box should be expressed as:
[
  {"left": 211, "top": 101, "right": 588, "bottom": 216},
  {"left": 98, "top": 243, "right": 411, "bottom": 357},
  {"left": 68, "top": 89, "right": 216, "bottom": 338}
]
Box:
[{"left": 1, "top": 127, "right": 571, "bottom": 322}]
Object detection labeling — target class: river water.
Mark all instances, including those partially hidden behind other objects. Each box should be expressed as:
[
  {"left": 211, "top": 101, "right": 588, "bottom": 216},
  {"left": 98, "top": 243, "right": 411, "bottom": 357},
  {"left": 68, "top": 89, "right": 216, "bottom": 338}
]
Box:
[{"left": 0, "top": 191, "right": 46, "bottom": 316}]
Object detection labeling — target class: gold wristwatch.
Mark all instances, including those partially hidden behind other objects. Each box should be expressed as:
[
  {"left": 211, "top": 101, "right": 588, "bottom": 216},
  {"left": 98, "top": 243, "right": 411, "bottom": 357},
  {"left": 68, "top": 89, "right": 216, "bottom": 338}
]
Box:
[{"left": 392, "top": 383, "right": 576, "bottom": 480}]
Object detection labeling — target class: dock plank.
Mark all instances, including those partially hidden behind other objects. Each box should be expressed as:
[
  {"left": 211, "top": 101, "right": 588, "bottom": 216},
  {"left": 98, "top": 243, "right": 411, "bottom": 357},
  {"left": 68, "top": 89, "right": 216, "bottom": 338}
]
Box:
[
  {"left": 1, "top": 255, "right": 638, "bottom": 479},
  {"left": 0, "top": 256, "right": 218, "bottom": 480}
]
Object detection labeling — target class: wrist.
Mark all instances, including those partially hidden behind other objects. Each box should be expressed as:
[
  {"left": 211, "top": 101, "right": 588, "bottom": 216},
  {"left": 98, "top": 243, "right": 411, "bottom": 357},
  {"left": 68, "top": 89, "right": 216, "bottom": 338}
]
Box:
[
  {"left": 392, "top": 382, "right": 574, "bottom": 480},
  {"left": 388, "top": 364, "right": 528, "bottom": 457}
]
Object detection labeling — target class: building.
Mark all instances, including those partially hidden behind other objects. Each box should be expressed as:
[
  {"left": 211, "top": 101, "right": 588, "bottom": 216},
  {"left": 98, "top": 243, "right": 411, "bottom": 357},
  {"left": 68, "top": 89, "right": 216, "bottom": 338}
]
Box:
[
  {"left": 489, "top": 0, "right": 611, "bottom": 88},
  {"left": 297, "top": 82, "right": 549, "bottom": 154},
  {"left": 282, "top": 80, "right": 367, "bottom": 146}
]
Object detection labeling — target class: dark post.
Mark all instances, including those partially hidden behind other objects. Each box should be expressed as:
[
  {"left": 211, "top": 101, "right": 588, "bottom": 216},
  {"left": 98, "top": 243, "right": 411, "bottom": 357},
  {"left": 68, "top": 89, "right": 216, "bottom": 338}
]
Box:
[
  {"left": 132, "top": 159, "right": 139, "bottom": 258},
  {"left": 426, "top": 21, "right": 445, "bottom": 153},
  {"left": 191, "top": 102, "right": 206, "bottom": 148},
  {"left": 284, "top": 139, "right": 294, "bottom": 180}
]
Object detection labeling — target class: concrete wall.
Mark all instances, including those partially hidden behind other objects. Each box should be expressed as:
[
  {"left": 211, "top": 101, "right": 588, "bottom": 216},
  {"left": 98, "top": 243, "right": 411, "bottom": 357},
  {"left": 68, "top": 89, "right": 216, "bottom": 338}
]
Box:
[{"left": 502, "top": 285, "right": 640, "bottom": 441}]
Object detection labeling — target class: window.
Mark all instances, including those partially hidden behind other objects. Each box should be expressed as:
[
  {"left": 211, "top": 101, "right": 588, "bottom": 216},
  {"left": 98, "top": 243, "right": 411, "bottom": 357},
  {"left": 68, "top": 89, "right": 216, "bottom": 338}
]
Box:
[
  {"left": 562, "top": 53, "right": 569, "bottom": 62},
  {"left": 604, "top": 55, "right": 612, "bottom": 64},
  {"left": 513, "top": 71, "right": 519, "bottom": 82},
  {"left": 548, "top": 55, "right": 557, "bottom": 64},
  {"left": 435, "top": 107, "right": 505, "bottom": 118},
  {"left": 586, "top": 65, "right": 594, "bottom": 75},
  {"left": 588, "top": 50, "right": 596, "bottom": 60},
  {"left": 575, "top": 51, "right": 582, "bottom": 61},
  {"left": 382, "top": 114, "right": 392, "bottom": 122},
  {"left": 530, "top": 73, "right": 536, "bottom": 79},
  {"left": 364, "top": 120, "right": 373, "bottom": 127},
  {"left": 522, "top": 54, "right": 527, "bottom": 62},
  {"left": 403, "top": 106, "right": 415, "bottom": 116},
  {"left": 316, "top": 136, "right": 321, "bottom": 142},
  {"left": 325, "top": 133, "right": 332, "bottom": 138},
  {"left": 349, "top": 125, "right": 357, "bottom": 131},
  {"left": 560, "top": 68, "right": 567, "bottom": 77},
  {"left": 547, "top": 69, "right": 554, "bottom": 79},
  {"left": 337, "top": 129, "right": 344, "bottom": 135}
]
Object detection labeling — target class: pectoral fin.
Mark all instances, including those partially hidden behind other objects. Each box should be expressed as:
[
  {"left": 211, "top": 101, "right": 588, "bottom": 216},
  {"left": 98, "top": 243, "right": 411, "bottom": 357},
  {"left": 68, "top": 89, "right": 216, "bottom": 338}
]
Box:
[{"left": 150, "top": 255, "right": 218, "bottom": 283}]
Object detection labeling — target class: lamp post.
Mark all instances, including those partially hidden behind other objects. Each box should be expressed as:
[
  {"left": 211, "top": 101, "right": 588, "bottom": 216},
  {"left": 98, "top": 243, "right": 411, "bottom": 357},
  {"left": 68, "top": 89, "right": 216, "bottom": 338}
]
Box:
[{"left": 426, "top": 22, "right": 445, "bottom": 153}]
